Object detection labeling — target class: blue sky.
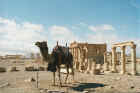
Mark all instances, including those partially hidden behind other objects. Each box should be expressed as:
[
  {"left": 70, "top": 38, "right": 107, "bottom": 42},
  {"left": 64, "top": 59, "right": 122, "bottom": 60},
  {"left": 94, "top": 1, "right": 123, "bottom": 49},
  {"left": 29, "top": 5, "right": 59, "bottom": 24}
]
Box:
[{"left": 0, "top": 0, "right": 140, "bottom": 56}]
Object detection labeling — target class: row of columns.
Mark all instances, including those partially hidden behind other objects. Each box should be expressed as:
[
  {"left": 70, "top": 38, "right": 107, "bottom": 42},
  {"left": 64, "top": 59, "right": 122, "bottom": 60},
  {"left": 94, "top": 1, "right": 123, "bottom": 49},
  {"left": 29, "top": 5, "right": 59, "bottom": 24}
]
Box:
[
  {"left": 111, "top": 44, "right": 137, "bottom": 75},
  {"left": 71, "top": 47, "right": 78, "bottom": 69},
  {"left": 71, "top": 47, "right": 86, "bottom": 71},
  {"left": 71, "top": 47, "right": 101, "bottom": 74},
  {"left": 71, "top": 43, "right": 137, "bottom": 75},
  {"left": 71, "top": 46, "right": 91, "bottom": 72}
]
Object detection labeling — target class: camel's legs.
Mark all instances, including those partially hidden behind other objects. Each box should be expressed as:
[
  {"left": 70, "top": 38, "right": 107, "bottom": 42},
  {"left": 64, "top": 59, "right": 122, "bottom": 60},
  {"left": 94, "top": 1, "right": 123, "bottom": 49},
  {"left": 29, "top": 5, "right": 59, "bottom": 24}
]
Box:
[
  {"left": 58, "top": 68, "right": 62, "bottom": 87},
  {"left": 65, "top": 66, "right": 69, "bottom": 84},
  {"left": 53, "top": 72, "right": 55, "bottom": 86},
  {"left": 71, "top": 66, "right": 75, "bottom": 82}
]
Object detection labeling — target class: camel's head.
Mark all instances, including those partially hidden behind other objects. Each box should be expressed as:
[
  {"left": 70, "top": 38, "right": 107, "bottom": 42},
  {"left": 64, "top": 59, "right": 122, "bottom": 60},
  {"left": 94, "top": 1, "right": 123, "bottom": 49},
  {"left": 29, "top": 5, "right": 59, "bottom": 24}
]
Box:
[
  {"left": 35, "top": 41, "right": 41, "bottom": 48},
  {"left": 35, "top": 41, "right": 49, "bottom": 62},
  {"left": 35, "top": 41, "right": 48, "bottom": 48}
]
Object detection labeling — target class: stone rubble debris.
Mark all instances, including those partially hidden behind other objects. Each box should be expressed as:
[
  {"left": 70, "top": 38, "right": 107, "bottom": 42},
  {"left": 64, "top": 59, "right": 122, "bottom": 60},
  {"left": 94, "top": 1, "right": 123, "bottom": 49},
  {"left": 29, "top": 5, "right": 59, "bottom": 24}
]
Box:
[
  {"left": 24, "top": 77, "right": 36, "bottom": 82},
  {"left": 0, "top": 67, "right": 6, "bottom": 72}
]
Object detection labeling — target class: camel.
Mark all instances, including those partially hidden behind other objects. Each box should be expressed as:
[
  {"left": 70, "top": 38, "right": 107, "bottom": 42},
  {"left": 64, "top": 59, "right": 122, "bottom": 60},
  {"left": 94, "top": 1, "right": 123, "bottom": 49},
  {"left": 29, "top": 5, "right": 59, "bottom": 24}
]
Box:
[{"left": 35, "top": 41, "right": 74, "bottom": 86}]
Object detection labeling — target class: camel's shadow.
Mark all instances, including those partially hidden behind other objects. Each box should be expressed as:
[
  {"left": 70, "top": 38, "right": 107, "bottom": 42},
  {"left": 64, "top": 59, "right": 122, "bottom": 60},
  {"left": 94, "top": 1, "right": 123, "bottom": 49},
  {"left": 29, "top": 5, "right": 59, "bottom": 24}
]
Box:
[{"left": 70, "top": 83, "right": 105, "bottom": 92}]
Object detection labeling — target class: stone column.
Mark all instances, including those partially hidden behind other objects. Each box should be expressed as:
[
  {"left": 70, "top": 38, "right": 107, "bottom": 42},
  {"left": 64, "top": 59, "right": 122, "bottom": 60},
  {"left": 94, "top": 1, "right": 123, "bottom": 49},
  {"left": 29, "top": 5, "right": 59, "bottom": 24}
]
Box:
[
  {"left": 86, "top": 60, "right": 92, "bottom": 74},
  {"left": 110, "top": 53, "right": 112, "bottom": 66},
  {"left": 91, "top": 61, "right": 96, "bottom": 75},
  {"left": 75, "top": 48, "right": 77, "bottom": 61},
  {"left": 74, "top": 48, "right": 77, "bottom": 69},
  {"left": 71, "top": 48, "right": 73, "bottom": 55},
  {"left": 77, "top": 48, "right": 79, "bottom": 63},
  {"left": 104, "top": 52, "right": 109, "bottom": 71},
  {"left": 120, "top": 46, "right": 126, "bottom": 74},
  {"left": 76, "top": 48, "right": 80, "bottom": 70},
  {"left": 73, "top": 48, "right": 75, "bottom": 57},
  {"left": 112, "top": 47, "right": 117, "bottom": 72},
  {"left": 131, "top": 45, "right": 137, "bottom": 75},
  {"left": 79, "top": 48, "right": 82, "bottom": 71},
  {"left": 75, "top": 48, "right": 77, "bottom": 69},
  {"left": 72, "top": 48, "right": 75, "bottom": 69},
  {"left": 79, "top": 49, "right": 85, "bottom": 72}
]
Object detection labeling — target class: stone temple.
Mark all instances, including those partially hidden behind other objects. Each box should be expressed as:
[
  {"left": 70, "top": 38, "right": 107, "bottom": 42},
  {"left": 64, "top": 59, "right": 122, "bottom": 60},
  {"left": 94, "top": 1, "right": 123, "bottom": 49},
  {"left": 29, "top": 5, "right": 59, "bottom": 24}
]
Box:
[{"left": 70, "top": 41, "right": 106, "bottom": 73}]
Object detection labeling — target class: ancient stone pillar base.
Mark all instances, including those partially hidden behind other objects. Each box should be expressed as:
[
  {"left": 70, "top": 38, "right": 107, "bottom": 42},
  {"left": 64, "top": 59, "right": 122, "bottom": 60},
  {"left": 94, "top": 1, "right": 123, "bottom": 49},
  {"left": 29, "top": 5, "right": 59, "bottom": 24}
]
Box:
[
  {"left": 85, "top": 70, "right": 90, "bottom": 74},
  {"left": 78, "top": 62, "right": 81, "bottom": 71},
  {"left": 120, "top": 69, "right": 126, "bottom": 75},
  {"left": 131, "top": 61, "right": 137, "bottom": 75},
  {"left": 79, "top": 63, "right": 85, "bottom": 73},
  {"left": 98, "top": 64, "right": 102, "bottom": 70},
  {"left": 131, "top": 71, "right": 137, "bottom": 75},
  {"left": 85, "top": 61, "right": 91, "bottom": 74},
  {"left": 104, "top": 62, "right": 109, "bottom": 71},
  {"left": 120, "top": 70, "right": 125, "bottom": 75},
  {"left": 111, "top": 67, "right": 118, "bottom": 73},
  {"left": 75, "top": 62, "right": 79, "bottom": 70},
  {"left": 90, "top": 62, "right": 97, "bottom": 75}
]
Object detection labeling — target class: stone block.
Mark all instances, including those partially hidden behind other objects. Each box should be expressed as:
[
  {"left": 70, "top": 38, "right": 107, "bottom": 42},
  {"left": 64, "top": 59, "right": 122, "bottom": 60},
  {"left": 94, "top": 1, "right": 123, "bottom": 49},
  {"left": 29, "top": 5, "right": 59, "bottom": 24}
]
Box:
[
  {"left": 24, "top": 77, "right": 35, "bottom": 82},
  {"left": 0, "top": 67, "right": 6, "bottom": 72},
  {"left": 25, "top": 66, "right": 34, "bottom": 71},
  {"left": 7, "top": 66, "right": 17, "bottom": 72},
  {"left": 91, "top": 69, "right": 100, "bottom": 75},
  {"left": 38, "top": 66, "right": 45, "bottom": 71}
]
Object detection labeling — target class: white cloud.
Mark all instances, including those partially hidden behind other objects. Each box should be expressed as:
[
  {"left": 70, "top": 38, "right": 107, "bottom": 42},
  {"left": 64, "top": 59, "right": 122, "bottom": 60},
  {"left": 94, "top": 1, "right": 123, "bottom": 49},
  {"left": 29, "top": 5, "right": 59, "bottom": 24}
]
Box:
[
  {"left": 23, "top": 22, "right": 44, "bottom": 32},
  {"left": 85, "top": 32, "right": 118, "bottom": 52},
  {"left": 0, "top": 18, "right": 80, "bottom": 55},
  {"left": 89, "top": 24, "right": 115, "bottom": 32},
  {"left": 0, "top": 17, "right": 47, "bottom": 55},
  {"left": 0, "top": 18, "right": 140, "bottom": 57},
  {"left": 86, "top": 31, "right": 140, "bottom": 57},
  {"left": 49, "top": 25, "right": 79, "bottom": 45},
  {"left": 87, "top": 33, "right": 118, "bottom": 44}
]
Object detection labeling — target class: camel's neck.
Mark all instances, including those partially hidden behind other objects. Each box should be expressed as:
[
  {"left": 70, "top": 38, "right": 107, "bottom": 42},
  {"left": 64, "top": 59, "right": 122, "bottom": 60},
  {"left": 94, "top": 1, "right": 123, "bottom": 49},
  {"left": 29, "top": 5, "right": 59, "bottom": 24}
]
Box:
[{"left": 39, "top": 46, "right": 48, "bottom": 62}]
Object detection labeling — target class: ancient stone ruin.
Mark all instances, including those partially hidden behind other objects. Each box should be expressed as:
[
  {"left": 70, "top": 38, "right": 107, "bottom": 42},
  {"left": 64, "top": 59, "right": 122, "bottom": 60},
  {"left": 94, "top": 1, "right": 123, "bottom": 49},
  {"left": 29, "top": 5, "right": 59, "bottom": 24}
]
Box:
[
  {"left": 70, "top": 41, "right": 106, "bottom": 74},
  {"left": 104, "top": 41, "right": 137, "bottom": 75},
  {"left": 70, "top": 41, "right": 137, "bottom": 75}
]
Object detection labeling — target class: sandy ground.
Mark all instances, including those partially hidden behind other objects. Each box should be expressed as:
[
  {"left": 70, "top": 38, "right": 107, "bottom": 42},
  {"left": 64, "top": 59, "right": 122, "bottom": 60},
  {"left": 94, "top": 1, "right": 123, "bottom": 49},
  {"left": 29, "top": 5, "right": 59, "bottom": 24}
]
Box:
[{"left": 0, "top": 59, "right": 140, "bottom": 93}]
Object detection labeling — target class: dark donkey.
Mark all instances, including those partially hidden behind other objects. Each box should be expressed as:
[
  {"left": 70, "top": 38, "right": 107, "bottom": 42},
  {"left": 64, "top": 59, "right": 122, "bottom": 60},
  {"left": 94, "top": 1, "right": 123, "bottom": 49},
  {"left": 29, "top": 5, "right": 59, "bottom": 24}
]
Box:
[{"left": 35, "top": 41, "right": 74, "bottom": 86}]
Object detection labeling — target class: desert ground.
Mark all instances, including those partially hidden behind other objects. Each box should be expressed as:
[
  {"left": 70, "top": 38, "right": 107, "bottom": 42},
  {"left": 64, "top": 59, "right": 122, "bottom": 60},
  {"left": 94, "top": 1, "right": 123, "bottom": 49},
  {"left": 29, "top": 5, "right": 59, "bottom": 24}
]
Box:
[{"left": 0, "top": 59, "right": 140, "bottom": 93}]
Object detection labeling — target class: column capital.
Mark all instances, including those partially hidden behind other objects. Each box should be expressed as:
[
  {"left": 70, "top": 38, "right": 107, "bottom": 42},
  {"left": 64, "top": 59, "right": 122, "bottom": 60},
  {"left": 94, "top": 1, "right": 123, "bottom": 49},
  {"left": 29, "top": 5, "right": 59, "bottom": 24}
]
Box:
[
  {"left": 112, "top": 47, "right": 116, "bottom": 50},
  {"left": 131, "top": 44, "right": 136, "bottom": 49},
  {"left": 120, "top": 46, "right": 125, "bottom": 49},
  {"left": 120, "top": 46, "right": 126, "bottom": 52},
  {"left": 104, "top": 51, "right": 107, "bottom": 55}
]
